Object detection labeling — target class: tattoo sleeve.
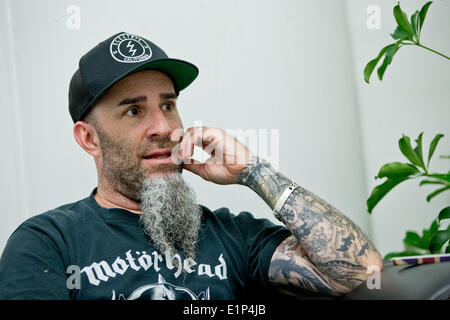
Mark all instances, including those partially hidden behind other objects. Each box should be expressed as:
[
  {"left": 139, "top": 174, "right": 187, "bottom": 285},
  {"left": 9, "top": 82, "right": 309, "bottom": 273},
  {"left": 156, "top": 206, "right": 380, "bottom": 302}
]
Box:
[{"left": 237, "top": 156, "right": 382, "bottom": 292}]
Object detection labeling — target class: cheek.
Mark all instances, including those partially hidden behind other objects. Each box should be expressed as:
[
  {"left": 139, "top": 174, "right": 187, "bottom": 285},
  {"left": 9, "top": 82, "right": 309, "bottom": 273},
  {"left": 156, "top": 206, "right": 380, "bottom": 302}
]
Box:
[
  {"left": 166, "top": 113, "right": 183, "bottom": 131},
  {"left": 106, "top": 135, "right": 140, "bottom": 158},
  {"left": 172, "top": 120, "right": 183, "bottom": 132},
  {"left": 170, "top": 119, "right": 184, "bottom": 142}
]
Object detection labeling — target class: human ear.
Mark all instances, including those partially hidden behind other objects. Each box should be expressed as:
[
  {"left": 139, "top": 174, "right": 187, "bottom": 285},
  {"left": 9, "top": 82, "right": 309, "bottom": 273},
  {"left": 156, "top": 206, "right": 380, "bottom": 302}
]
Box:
[{"left": 73, "top": 121, "right": 101, "bottom": 158}]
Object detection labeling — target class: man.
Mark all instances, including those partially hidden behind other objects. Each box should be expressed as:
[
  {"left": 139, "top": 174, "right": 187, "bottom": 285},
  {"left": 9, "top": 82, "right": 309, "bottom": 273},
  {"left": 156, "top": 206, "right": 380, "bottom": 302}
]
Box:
[{"left": 0, "top": 32, "right": 382, "bottom": 300}]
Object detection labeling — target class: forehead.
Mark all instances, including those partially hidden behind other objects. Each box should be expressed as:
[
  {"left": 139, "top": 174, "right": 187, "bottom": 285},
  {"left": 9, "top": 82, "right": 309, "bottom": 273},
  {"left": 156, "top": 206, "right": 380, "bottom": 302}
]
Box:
[{"left": 102, "top": 69, "right": 175, "bottom": 101}]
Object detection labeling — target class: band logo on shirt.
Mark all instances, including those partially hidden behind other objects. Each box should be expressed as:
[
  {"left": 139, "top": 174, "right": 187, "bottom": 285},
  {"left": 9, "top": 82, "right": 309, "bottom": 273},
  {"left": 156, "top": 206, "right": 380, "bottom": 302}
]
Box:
[
  {"left": 111, "top": 274, "right": 210, "bottom": 300},
  {"left": 67, "top": 249, "right": 227, "bottom": 287}
]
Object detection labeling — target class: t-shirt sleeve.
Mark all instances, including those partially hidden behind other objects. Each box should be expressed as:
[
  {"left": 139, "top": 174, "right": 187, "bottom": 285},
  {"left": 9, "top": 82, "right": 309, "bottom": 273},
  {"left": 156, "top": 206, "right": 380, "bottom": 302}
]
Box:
[
  {"left": 234, "top": 211, "right": 291, "bottom": 296},
  {"left": 0, "top": 216, "right": 70, "bottom": 299}
]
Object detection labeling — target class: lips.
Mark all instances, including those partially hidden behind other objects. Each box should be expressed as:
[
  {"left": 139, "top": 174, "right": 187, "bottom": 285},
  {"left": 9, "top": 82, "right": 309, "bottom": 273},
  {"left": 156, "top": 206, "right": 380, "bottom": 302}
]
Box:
[
  {"left": 143, "top": 149, "right": 172, "bottom": 159},
  {"left": 141, "top": 149, "right": 175, "bottom": 165}
]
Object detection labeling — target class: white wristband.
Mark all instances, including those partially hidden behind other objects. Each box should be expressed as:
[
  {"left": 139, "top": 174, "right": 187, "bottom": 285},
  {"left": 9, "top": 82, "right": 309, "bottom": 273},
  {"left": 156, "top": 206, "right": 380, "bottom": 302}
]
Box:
[{"left": 273, "top": 183, "right": 299, "bottom": 221}]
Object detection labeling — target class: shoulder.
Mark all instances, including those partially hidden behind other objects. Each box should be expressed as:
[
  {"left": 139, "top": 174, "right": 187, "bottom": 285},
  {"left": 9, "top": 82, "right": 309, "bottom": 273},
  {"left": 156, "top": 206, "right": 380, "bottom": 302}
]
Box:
[
  {"left": 201, "top": 205, "right": 266, "bottom": 222},
  {"left": 200, "top": 205, "right": 259, "bottom": 227},
  {"left": 0, "top": 197, "right": 94, "bottom": 272},
  {"left": 200, "top": 205, "right": 290, "bottom": 238},
  {"left": 14, "top": 196, "right": 94, "bottom": 238}
]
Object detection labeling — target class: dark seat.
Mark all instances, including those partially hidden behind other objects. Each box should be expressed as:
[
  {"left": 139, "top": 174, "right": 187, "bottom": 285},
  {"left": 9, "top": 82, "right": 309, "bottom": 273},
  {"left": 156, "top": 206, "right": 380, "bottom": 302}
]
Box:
[{"left": 342, "top": 260, "right": 450, "bottom": 300}]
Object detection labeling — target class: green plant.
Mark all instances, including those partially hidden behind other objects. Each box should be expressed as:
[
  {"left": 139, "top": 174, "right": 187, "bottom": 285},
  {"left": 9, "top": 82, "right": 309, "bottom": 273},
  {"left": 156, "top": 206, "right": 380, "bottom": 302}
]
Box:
[
  {"left": 364, "top": 1, "right": 450, "bottom": 83},
  {"left": 363, "top": 1, "right": 450, "bottom": 260},
  {"left": 367, "top": 133, "right": 450, "bottom": 258}
]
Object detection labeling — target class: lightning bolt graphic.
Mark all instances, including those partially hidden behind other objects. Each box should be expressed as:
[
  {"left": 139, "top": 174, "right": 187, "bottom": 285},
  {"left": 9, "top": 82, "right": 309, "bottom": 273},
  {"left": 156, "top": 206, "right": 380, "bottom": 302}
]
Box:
[{"left": 126, "top": 41, "right": 137, "bottom": 56}]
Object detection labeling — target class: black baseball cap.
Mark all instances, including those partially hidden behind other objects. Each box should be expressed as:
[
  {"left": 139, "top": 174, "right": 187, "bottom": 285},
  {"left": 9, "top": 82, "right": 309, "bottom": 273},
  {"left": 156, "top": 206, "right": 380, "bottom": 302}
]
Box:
[{"left": 68, "top": 32, "right": 199, "bottom": 123}]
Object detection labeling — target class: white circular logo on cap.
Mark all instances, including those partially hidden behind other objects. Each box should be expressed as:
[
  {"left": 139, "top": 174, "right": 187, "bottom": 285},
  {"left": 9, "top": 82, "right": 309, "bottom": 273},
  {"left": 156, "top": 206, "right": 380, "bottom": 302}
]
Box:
[{"left": 110, "top": 33, "right": 152, "bottom": 63}]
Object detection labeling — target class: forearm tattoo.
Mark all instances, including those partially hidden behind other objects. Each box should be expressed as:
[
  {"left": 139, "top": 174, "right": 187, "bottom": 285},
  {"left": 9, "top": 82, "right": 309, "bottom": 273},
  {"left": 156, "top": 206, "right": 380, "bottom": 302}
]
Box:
[
  {"left": 237, "top": 156, "right": 291, "bottom": 208},
  {"left": 268, "top": 235, "right": 351, "bottom": 295},
  {"left": 238, "top": 156, "right": 380, "bottom": 292}
]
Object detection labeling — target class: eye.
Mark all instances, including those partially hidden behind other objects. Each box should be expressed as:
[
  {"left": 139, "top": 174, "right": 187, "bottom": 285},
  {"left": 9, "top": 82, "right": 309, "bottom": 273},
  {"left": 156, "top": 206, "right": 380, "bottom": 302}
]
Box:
[
  {"left": 125, "top": 106, "right": 140, "bottom": 116},
  {"left": 162, "top": 101, "right": 175, "bottom": 111}
]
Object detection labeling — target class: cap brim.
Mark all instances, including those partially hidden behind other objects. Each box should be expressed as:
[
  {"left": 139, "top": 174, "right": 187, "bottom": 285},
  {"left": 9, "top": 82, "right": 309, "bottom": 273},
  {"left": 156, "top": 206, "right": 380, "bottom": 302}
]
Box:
[
  {"left": 130, "top": 58, "right": 199, "bottom": 93},
  {"left": 87, "top": 58, "right": 198, "bottom": 116}
]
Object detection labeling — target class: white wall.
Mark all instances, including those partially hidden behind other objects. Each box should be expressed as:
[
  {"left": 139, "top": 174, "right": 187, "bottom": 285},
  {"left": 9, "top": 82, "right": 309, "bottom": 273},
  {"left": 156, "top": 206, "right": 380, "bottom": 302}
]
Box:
[
  {"left": 345, "top": 0, "right": 450, "bottom": 255},
  {"left": 0, "top": 1, "right": 28, "bottom": 249},
  {"left": 4, "top": 0, "right": 446, "bottom": 258}
]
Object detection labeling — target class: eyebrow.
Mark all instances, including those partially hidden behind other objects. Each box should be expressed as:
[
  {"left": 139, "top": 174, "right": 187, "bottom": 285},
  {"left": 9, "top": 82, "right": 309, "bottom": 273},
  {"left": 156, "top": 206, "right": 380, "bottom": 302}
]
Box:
[
  {"left": 116, "top": 93, "right": 177, "bottom": 107},
  {"left": 117, "top": 95, "right": 147, "bottom": 107},
  {"left": 160, "top": 92, "right": 178, "bottom": 100}
]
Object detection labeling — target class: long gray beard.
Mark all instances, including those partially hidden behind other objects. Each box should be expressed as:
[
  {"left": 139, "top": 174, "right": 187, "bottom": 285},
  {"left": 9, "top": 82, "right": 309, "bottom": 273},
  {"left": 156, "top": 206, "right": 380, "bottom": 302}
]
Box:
[{"left": 138, "top": 173, "right": 202, "bottom": 260}]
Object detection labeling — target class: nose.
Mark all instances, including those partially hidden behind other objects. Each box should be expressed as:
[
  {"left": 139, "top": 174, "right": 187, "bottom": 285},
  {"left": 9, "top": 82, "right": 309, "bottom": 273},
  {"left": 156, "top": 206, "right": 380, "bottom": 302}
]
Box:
[{"left": 144, "top": 108, "right": 172, "bottom": 139}]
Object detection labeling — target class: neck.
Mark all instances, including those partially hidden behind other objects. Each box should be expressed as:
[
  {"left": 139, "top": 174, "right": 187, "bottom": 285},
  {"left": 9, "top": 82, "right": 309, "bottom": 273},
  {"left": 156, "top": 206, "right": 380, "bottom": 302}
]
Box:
[{"left": 95, "top": 179, "right": 142, "bottom": 214}]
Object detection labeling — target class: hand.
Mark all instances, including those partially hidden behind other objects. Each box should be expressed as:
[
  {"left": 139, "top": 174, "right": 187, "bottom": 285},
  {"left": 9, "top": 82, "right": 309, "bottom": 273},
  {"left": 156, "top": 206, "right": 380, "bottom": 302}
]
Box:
[{"left": 176, "top": 127, "right": 254, "bottom": 185}]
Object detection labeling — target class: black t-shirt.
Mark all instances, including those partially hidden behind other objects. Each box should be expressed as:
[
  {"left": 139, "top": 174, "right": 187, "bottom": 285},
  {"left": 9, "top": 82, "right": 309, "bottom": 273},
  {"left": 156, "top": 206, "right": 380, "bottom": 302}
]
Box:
[{"left": 0, "top": 189, "right": 290, "bottom": 300}]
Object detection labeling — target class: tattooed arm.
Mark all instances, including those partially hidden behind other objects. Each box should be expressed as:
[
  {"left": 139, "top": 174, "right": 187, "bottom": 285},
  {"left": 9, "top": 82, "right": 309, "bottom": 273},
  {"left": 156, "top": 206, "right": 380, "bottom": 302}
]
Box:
[
  {"left": 179, "top": 127, "right": 382, "bottom": 295},
  {"left": 237, "top": 156, "right": 383, "bottom": 296}
]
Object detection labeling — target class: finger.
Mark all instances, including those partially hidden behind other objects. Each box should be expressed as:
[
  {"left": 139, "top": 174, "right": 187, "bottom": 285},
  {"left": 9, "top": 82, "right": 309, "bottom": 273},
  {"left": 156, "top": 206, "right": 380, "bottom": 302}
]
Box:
[
  {"left": 205, "top": 156, "right": 223, "bottom": 165},
  {"left": 170, "top": 143, "right": 184, "bottom": 165},
  {"left": 179, "top": 127, "right": 201, "bottom": 158},
  {"left": 182, "top": 158, "right": 206, "bottom": 178},
  {"left": 180, "top": 127, "right": 216, "bottom": 158}
]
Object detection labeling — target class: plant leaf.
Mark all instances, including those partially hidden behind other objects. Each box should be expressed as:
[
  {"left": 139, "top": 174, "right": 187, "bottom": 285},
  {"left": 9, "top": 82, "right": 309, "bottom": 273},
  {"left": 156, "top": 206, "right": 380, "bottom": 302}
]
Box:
[
  {"left": 418, "top": 1, "right": 433, "bottom": 34},
  {"left": 364, "top": 44, "right": 395, "bottom": 83},
  {"left": 377, "top": 162, "right": 419, "bottom": 179},
  {"left": 410, "top": 11, "right": 420, "bottom": 39},
  {"left": 425, "top": 219, "right": 440, "bottom": 239},
  {"left": 385, "top": 42, "right": 401, "bottom": 64},
  {"left": 438, "top": 206, "right": 450, "bottom": 223},
  {"left": 393, "top": 2, "right": 415, "bottom": 37},
  {"left": 417, "top": 219, "right": 440, "bottom": 249},
  {"left": 391, "top": 26, "right": 413, "bottom": 41},
  {"left": 419, "top": 179, "right": 445, "bottom": 186},
  {"left": 399, "top": 134, "right": 423, "bottom": 168},
  {"left": 384, "top": 251, "right": 422, "bottom": 260},
  {"left": 427, "top": 173, "right": 450, "bottom": 183},
  {"left": 429, "top": 226, "right": 450, "bottom": 253},
  {"left": 446, "top": 245, "right": 450, "bottom": 254},
  {"left": 426, "top": 186, "right": 450, "bottom": 202},
  {"left": 377, "top": 42, "right": 402, "bottom": 81},
  {"left": 402, "top": 219, "right": 440, "bottom": 252},
  {"left": 427, "top": 133, "right": 444, "bottom": 168},
  {"left": 413, "top": 132, "right": 426, "bottom": 171},
  {"left": 367, "top": 176, "right": 409, "bottom": 213},
  {"left": 377, "top": 56, "right": 389, "bottom": 81},
  {"left": 403, "top": 231, "right": 428, "bottom": 250}
]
